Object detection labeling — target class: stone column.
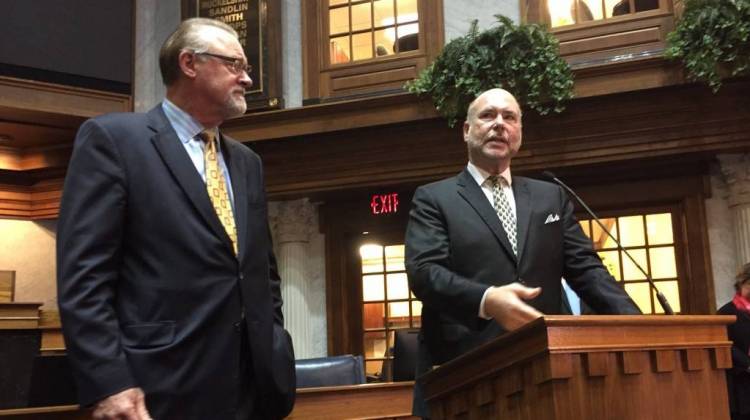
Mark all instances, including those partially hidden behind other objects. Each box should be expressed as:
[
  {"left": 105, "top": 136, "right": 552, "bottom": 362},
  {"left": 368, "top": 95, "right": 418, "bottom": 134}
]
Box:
[
  {"left": 133, "top": 0, "right": 180, "bottom": 112},
  {"left": 719, "top": 154, "right": 750, "bottom": 267},
  {"left": 271, "top": 199, "right": 326, "bottom": 359}
]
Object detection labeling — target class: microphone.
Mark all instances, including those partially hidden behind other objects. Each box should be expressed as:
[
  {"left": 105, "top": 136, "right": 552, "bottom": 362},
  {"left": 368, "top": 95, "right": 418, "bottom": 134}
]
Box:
[{"left": 542, "top": 171, "right": 675, "bottom": 315}]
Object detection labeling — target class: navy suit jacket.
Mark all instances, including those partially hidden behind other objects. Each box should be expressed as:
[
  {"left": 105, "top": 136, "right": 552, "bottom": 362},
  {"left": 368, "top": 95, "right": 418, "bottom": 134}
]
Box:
[
  {"left": 405, "top": 169, "right": 640, "bottom": 416},
  {"left": 57, "top": 106, "right": 295, "bottom": 419}
]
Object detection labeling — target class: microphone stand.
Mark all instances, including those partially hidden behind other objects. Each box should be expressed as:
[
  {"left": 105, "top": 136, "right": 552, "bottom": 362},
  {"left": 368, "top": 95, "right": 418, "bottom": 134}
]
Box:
[{"left": 542, "top": 171, "right": 675, "bottom": 315}]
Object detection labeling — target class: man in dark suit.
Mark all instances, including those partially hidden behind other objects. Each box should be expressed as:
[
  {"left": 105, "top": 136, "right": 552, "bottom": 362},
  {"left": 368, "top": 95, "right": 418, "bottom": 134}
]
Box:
[
  {"left": 405, "top": 88, "right": 640, "bottom": 417},
  {"left": 57, "top": 18, "right": 294, "bottom": 420}
]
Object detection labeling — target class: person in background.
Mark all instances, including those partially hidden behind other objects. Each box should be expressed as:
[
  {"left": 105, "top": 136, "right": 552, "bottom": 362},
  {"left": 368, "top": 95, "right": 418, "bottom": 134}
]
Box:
[{"left": 718, "top": 263, "right": 750, "bottom": 420}]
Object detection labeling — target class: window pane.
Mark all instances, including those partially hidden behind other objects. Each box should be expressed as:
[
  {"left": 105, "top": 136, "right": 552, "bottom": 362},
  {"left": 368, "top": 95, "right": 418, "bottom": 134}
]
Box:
[
  {"left": 329, "top": 6, "right": 350, "bottom": 35},
  {"left": 374, "top": 0, "right": 395, "bottom": 26},
  {"left": 329, "top": 0, "right": 349, "bottom": 5},
  {"left": 385, "top": 245, "right": 405, "bottom": 271},
  {"left": 396, "top": 0, "right": 418, "bottom": 23},
  {"left": 619, "top": 215, "right": 645, "bottom": 247},
  {"left": 330, "top": 36, "right": 351, "bottom": 64},
  {"left": 366, "top": 359, "right": 383, "bottom": 376},
  {"left": 579, "top": 0, "right": 604, "bottom": 20},
  {"left": 598, "top": 250, "right": 621, "bottom": 281},
  {"left": 579, "top": 220, "right": 591, "bottom": 239},
  {"left": 395, "top": 23, "right": 418, "bottom": 52},
  {"left": 646, "top": 213, "right": 673, "bottom": 245},
  {"left": 592, "top": 218, "right": 617, "bottom": 249},
  {"left": 387, "top": 273, "right": 409, "bottom": 299},
  {"left": 364, "top": 331, "right": 387, "bottom": 359},
  {"left": 548, "top": 0, "right": 576, "bottom": 27},
  {"left": 351, "top": 1, "right": 372, "bottom": 31},
  {"left": 363, "top": 274, "right": 385, "bottom": 301},
  {"left": 363, "top": 303, "right": 385, "bottom": 329},
  {"left": 374, "top": 28, "right": 395, "bottom": 56},
  {"left": 650, "top": 246, "right": 677, "bottom": 279},
  {"left": 360, "top": 244, "right": 383, "bottom": 273},
  {"left": 388, "top": 301, "right": 411, "bottom": 322},
  {"left": 411, "top": 300, "right": 422, "bottom": 326},
  {"left": 624, "top": 282, "right": 652, "bottom": 313},
  {"left": 653, "top": 280, "right": 680, "bottom": 313},
  {"left": 352, "top": 32, "right": 373, "bottom": 61},
  {"left": 622, "top": 248, "right": 648, "bottom": 280}
]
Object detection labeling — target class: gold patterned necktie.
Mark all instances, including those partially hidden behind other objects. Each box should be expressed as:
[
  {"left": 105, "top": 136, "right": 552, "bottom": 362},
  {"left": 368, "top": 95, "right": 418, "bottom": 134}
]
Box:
[
  {"left": 488, "top": 175, "right": 517, "bottom": 256},
  {"left": 199, "top": 130, "right": 238, "bottom": 255}
]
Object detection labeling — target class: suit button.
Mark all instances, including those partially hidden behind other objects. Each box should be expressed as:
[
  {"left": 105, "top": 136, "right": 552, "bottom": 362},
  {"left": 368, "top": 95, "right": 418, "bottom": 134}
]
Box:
[
  {"left": 239, "top": 273, "right": 244, "bottom": 280},
  {"left": 234, "top": 321, "right": 241, "bottom": 331}
]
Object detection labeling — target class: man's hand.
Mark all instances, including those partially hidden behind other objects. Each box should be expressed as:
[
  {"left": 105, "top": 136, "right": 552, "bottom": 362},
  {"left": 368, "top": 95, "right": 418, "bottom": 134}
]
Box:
[
  {"left": 484, "top": 283, "right": 543, "bottom": 331},
  {"left": 92, "top": 387, "right": 152, "bottom": 420}
]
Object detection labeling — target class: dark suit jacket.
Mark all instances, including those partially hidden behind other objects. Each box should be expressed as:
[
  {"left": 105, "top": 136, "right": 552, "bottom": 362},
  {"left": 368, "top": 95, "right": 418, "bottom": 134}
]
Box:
[
  {"left": 718, "top": 302, "right": 750, "bottom": 415},
  {"left": 405, "top": 169, "right": 640, "bottom": 417},
  {"left": 56, "top": 106, "right": 295, "bottom": 419}
]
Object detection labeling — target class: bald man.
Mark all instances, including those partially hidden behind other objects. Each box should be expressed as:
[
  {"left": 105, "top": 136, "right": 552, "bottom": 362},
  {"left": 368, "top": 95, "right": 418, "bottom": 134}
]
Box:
[{"left": 405, "top": 88, "right": 640, "bottom": 418}]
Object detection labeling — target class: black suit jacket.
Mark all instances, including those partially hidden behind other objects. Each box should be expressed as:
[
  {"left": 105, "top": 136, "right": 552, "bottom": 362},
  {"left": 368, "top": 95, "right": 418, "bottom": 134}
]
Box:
[
  {"left": 57, "top": 106, "right": 295, "bottom": 419},
  {"left": 405, "top": 169, "right": 640, "bottom": 416}
]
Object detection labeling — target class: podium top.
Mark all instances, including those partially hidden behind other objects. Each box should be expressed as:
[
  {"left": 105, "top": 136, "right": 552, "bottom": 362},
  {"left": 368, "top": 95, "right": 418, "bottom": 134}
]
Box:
[{"left": 421, "top": 315, "right": 735, "bottom": 395}]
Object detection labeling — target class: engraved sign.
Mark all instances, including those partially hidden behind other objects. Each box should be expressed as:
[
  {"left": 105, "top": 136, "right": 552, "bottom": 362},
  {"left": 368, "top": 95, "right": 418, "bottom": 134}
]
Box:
[{"left": 184, "top": 0, "right": 282, "bottom": 111}]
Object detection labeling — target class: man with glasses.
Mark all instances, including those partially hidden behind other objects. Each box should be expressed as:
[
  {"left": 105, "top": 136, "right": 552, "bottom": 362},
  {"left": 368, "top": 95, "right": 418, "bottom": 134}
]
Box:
[{"left": 57, "top": 18, "right": 295, "bottom": 420}]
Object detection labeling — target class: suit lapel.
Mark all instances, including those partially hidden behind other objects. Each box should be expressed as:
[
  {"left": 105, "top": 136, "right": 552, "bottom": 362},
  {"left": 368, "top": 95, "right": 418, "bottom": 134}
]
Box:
[
  {"left": 222, "top": 135, "right": 249, "bottom": 262},
  {"left": 147, "top": 107, "right": 234, "bottom": 252},
  {"left": 456, "top": 169, "right": 517, "bottom": 262},
  {"left": 513, "top": 177, "right": 532, "bottom": 262}
]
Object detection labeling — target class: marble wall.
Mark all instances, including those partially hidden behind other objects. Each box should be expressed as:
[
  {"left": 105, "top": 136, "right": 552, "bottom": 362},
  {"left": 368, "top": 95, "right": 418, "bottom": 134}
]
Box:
[
  {"left": 444, "top": 0, "right": 520, "bottom": 42},
  {"left": 0, "top": 219, "right": 57, "bottom": 308},
  {"left": 133, "top": 0, "right": 181, "bottom": 112}
]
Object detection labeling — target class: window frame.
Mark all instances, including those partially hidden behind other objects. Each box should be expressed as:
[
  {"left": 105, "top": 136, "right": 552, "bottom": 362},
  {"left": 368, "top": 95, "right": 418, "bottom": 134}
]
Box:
[{"left": 302, "top": 0, "right": 444, "bottom": 102}]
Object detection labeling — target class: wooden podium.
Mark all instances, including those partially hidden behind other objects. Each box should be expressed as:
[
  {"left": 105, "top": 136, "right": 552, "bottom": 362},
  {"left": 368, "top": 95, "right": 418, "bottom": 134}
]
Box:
[{"left": 421, "top": 315, "right": 735, "bottom": 420}]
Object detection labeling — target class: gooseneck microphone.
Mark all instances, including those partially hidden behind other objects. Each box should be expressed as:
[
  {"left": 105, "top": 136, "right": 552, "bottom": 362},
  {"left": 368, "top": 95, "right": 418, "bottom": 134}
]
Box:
[{"left": 542, "top": 171, "right": 675, "bottom": 315}]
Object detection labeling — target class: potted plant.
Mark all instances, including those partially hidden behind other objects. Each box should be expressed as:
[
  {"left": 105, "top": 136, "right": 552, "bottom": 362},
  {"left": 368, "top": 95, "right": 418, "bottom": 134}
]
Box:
[
  {"left": 666, "top": 0, "right": 750, "bottom": 92},
  {"left": 406, "top": 15, "right": 574, "bottom": 127}
]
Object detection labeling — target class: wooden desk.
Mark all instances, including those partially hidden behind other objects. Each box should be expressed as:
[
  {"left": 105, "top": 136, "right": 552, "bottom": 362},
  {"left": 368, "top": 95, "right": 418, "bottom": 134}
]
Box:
[
  {"left": 288, "top": 381, "right": 416, "bottom": 419},
  {"left": 0, "top": 382, "right": 416, "bottom": 419},
  {"left": 0, "top": 405, "right": 89, "bottom": 419}
]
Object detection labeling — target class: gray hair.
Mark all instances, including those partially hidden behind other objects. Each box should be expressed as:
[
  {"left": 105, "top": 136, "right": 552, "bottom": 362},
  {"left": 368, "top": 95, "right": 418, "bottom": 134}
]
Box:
[{"left": 159, "top": 18, "right": 239, "bottom": 86}]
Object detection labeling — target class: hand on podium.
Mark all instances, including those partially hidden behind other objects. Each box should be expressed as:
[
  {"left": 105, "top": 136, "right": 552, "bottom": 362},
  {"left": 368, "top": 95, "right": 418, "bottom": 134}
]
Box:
[{"left": 484, "top": 283, "right": 543, "bottom": 331}]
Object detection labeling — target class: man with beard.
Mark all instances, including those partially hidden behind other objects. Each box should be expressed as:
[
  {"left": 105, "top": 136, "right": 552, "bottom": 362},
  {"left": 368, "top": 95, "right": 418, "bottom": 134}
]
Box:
[
  {"left": 405, "top": 88, "right": 640, "bottom": 417},
  {"left": 57, "top": 18, "right": 295, "bottom": 420}
]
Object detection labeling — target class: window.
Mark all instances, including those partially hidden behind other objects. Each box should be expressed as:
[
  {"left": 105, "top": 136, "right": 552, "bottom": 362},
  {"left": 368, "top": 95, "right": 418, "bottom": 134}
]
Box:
[
  {"left": 302, "top": 0, "right": 443, "bottom": 101},
  {"left": 521, "top": 0, "right": 674, "bottom": 71},
  {"left": 579, "top": 211, "right": 681, "bottom": 314},
  {"left": 359, "top": 242, "right": 421, "bottom": 379},
  {"left": 526, "top": 0, "right": 660, "bottom": 28},
  {"left": 328, "top": 0, "right": 420, "bottom": 65}
]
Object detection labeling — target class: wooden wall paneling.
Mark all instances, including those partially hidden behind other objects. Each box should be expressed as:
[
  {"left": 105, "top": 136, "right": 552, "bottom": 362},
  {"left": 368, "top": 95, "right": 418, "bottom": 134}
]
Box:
[
  {"left": 0, "top": 76, "right": 131, "bottom": 121},
  {"left": 0, "top": 271, "right": 15, "bottom": 302}
]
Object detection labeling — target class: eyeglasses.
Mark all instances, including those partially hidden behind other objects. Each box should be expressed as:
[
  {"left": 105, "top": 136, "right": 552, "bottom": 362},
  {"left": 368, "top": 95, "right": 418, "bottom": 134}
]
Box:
[{"left": 195, "top": 52, "right": 252, "bottom": 74}]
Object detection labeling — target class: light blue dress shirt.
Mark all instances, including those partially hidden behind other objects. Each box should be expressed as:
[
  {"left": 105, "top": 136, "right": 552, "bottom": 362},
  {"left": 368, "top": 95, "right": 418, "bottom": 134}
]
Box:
[{"left": 161, "top": 99, "right": 235, "bottom": 209}]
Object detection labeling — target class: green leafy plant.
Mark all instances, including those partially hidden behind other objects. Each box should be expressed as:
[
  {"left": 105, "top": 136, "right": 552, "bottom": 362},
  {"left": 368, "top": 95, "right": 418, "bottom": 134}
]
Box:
[
  {"left": 666, "top": 0, "right": 750, "bottom": 92},
  {"left": 405, "top": 15, "right": 574, "bottom": 127}
]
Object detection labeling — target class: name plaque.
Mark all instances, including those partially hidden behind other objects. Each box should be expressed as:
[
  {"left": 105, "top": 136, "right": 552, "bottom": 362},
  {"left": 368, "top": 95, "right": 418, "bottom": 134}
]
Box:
[{"left": 183, "top": 0, "right": 282, "bottom": 111}]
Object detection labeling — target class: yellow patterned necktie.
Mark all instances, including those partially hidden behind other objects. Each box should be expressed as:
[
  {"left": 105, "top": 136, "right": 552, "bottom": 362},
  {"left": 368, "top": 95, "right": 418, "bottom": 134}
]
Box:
[{"left": 199, "top": 130, "right": 238, "bottom": 255}]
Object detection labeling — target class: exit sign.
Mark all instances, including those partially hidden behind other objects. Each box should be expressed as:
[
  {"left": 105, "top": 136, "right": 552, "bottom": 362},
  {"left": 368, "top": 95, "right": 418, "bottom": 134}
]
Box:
[{"left": 370, "top": 193, "right": 399, "bottom": 215}]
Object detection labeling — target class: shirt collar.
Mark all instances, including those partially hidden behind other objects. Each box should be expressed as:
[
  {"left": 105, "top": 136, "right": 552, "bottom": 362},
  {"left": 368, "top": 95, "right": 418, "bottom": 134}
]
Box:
[
  {"left": 467, "top": 161, "right": 512, "bottom": 187},
  {"left": 161, "top": 98, "right": 216, "bottom": 144}
]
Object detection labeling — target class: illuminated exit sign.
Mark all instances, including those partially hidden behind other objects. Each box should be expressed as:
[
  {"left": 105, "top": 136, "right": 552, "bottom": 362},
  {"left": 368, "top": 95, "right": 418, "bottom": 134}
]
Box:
[{"left": 370, "top": 193, "right": 399, "bottom": 215}]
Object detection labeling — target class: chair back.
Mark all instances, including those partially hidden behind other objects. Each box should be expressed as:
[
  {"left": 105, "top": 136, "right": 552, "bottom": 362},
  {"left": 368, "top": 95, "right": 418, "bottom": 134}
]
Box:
[
  {"left": 295, "top": 354, "right": 366, "bottom": 388},
  {"left": 392, "top": 328, "right": 419, "bottom": 381}
]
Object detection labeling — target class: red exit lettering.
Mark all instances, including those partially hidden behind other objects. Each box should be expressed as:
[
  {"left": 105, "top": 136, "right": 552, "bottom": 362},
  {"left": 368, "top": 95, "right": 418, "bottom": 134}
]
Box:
[{"left": 370, "top": 193, "right": 399, "bottom": 215}]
